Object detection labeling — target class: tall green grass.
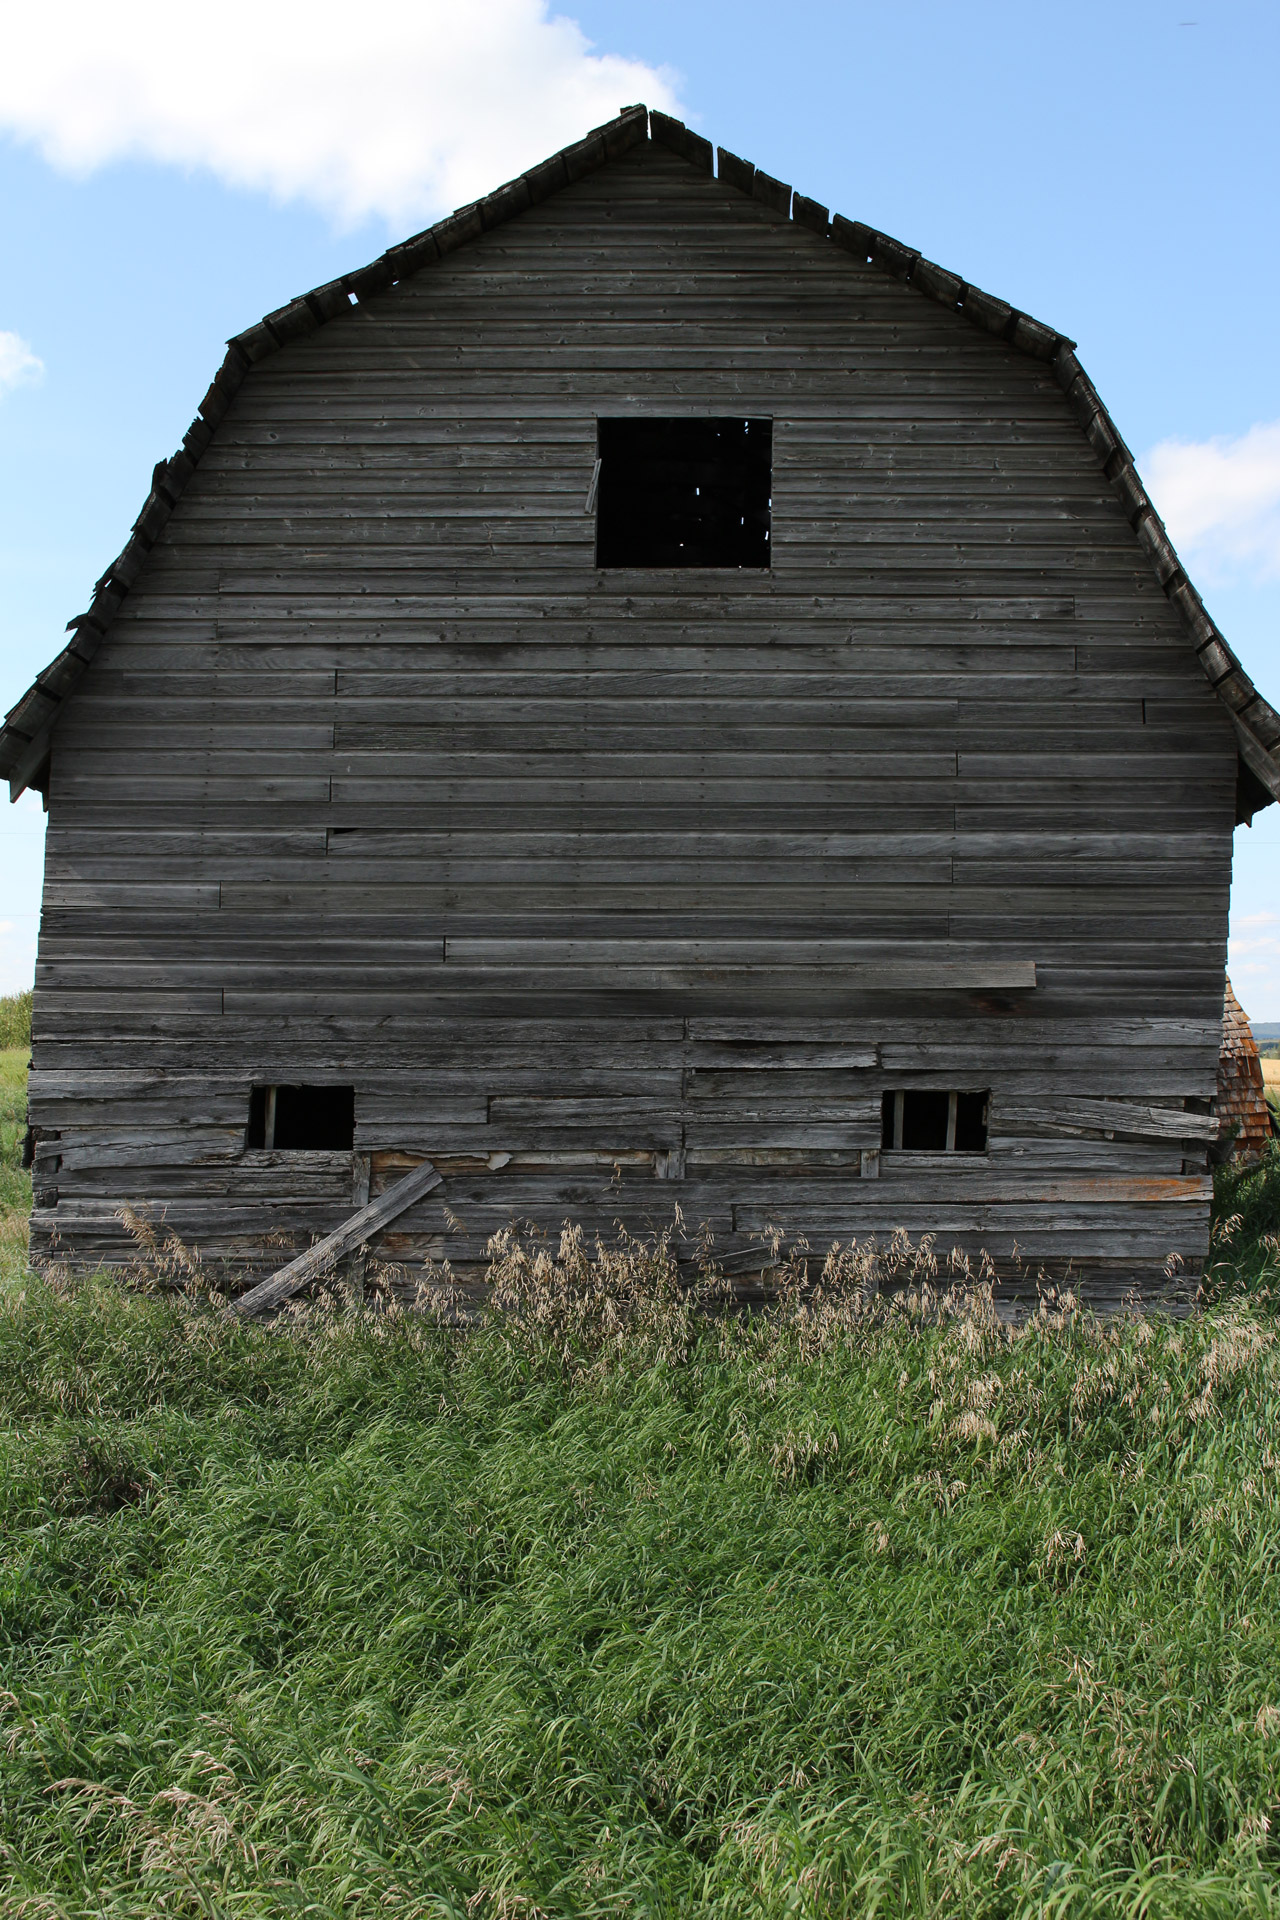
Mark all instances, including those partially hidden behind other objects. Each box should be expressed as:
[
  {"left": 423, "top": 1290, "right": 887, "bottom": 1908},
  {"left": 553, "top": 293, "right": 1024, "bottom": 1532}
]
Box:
[
  {"left": 2, "top": 1231, "right": 1280, "bottom": 1916},
  {"left": 0, "top": 986, "right": 31, "bottom": 1050},
  {"left": 1207, "top": 1139, "right": 1280, "bottom": 1302},
  {"left": 0, "top": 1044, "right": 30, "bottom": 1281},
  {"left": 2, "top": 1049, "right": 1279, "bottom": 1914}
]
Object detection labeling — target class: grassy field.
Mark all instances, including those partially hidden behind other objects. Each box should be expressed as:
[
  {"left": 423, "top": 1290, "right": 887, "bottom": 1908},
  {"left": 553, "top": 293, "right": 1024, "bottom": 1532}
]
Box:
[
  {"left": 2, "top": 1049, "right": 1280, "bottom": 1915},
  {"left": 1259, "top": 1056, "right": 1280, "bottom": 1135},
  {"left": 0, "top": 1043, "right": 30, "bottom": 1282}
]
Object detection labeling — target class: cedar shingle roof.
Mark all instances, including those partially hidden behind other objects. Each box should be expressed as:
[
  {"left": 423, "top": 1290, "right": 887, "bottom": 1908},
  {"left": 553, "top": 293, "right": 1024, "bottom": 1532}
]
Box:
[
  {"left": 1219, "top": 976, "right": 1274, "bottom": 1161},
  {"left": 4, "top": 102, "right": 1278, "bottom": 807}
]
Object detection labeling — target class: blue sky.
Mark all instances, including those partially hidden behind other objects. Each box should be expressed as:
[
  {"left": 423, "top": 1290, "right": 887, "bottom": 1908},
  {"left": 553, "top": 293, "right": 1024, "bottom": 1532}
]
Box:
[{"left": 1, "top": 0, "right": 1277, "bottom": 1013}]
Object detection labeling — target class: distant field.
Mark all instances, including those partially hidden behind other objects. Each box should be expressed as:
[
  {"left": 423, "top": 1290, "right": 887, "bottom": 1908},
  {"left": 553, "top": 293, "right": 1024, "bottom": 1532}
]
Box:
[{"left": 0, "top": 1047, "right": 28, "bottom": 1286}]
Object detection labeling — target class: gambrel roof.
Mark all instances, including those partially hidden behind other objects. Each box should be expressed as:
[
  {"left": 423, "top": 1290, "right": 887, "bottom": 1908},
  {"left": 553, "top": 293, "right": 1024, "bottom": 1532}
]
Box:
[{"left": 4, "top": 102, "right": 1278, "bottom": 810}]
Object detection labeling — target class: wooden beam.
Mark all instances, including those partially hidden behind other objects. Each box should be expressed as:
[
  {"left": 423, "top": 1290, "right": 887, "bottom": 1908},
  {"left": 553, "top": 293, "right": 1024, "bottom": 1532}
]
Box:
[
  {"left": 1234, "top": 721, "right": 1280, "bottom": 805},
  {"left": 229, "top": 1157, "right": 443, "bottom": 1318},
  {"left": 7, "top": 720, "right": 56, "bottom": 802},
  {"left": 1006, "top": 1101, "right": 1218, "bottom": 1144}
]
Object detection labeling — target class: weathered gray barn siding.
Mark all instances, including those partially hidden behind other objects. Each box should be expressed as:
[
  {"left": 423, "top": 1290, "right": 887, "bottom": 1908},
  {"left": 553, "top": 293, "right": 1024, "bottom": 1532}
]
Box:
[{"left": 27, "top": 136, "right": 1238, "bottom": 1299}]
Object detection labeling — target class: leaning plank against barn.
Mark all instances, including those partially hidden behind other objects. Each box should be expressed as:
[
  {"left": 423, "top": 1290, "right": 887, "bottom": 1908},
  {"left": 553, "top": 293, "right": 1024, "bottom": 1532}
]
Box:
[{"left": 3, "top": 105, "right": 1278, "bottom": 1307}]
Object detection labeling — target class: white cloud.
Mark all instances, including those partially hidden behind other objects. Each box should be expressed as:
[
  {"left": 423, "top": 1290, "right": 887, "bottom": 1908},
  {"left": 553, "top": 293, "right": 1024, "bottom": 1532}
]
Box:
[
  {"left": 1143, "top": 420, "right": 1280, "bottom": 585},
  {"left": 0, "top": 1, "right": 681, "bottom": 230},
  {"left": 0, "top": 332, "right": 43, "bottom": 398}
]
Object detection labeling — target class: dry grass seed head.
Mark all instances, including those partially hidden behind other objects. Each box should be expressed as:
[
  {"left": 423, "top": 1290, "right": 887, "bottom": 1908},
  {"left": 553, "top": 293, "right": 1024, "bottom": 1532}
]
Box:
[
  {"left": 1199, "top": 1317, "right": 1273, "bottom": 1388},
  {"left": 951, "top": 1410, "right": 999, "bottom": 1445},
  {"left": 1045, "top": 1529, "right": 1087, "bottom": 1571}
]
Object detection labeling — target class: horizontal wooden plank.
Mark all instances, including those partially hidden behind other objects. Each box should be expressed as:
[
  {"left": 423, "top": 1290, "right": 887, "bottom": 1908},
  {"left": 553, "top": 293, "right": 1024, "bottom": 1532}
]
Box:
[
  {"left": 1001, "top": 1098, "right": 1219, "bottom": 1143},
  {"left": 864, "top": 1170, "right": 1211, "bottom": 1202}
]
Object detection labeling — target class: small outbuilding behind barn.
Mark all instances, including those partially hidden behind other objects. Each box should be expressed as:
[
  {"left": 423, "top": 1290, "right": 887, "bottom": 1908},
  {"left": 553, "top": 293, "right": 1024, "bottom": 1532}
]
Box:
[
  {"left": 1218, "top": 978, "right": 1275, "bottom": 1164},
  {"left": 4, "top": 106, "right": 1279, "bottom": 1308}
]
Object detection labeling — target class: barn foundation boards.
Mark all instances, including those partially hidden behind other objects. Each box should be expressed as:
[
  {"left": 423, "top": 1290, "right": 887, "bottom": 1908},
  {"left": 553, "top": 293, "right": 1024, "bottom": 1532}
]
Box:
[{"left": 4, "top": 106, "right": 1278, "bottom": 1308}]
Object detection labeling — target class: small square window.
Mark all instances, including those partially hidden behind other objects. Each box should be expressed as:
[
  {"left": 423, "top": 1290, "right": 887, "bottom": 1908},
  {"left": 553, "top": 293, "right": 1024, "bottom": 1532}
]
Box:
[
  {"left": 882, "top": 1090, "right": 989, "bottom": 1152},
  {"left": 248, "top": 1085, "right": 355, "bottom": 1151},
  {"left": 595, "top": 417, "right": 772, "bottom": 568}
]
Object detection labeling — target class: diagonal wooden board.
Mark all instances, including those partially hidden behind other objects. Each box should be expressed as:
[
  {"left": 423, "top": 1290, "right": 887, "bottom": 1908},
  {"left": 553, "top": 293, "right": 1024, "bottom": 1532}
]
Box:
[{"left": 230, "top": 1159, "right": 443, "bottom": 1319}]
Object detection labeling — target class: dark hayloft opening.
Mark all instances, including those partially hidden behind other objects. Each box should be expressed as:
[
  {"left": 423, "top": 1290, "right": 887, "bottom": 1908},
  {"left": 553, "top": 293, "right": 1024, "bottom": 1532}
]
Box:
[
  {"left": 248, "top": 1085, "right": 355, "bottom": 1151},
  {"left": 882, "top": 1090, "right": 989, "bottom": 1152},
  {"left": 595, "top": 417, "right": 771, "bottom": 568}
]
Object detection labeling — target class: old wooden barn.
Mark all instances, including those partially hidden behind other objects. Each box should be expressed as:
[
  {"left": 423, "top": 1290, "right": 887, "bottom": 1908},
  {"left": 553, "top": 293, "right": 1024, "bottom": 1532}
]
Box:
[{"left": 4, "top": 104, "right": 1279, "bottom": 1308}]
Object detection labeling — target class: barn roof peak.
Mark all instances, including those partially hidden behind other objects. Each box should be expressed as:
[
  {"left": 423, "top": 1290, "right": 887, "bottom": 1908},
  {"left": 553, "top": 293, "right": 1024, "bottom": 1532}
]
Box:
[{"left": 2, "top": 102, "right": 1277, "bottom": 811}]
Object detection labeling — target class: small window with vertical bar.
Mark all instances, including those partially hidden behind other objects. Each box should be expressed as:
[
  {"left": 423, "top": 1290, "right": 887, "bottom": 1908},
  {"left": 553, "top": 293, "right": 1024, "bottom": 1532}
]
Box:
[{"left": 881, "top": 1090, "right": 989, "bottom": 1152}]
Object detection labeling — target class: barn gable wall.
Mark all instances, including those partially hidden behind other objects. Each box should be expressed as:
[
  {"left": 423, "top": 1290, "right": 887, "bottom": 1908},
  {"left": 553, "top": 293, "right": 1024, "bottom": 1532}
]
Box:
[{"left": 28, "top": 140, "right": 1238, "bottom": 1301}]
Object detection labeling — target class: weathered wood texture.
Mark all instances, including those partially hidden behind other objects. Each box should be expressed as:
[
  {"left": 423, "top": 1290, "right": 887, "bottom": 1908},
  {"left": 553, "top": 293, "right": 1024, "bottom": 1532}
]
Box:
[
  {"left": 230, "top": 1157, "right": 443, "bottom": 1317},
  {"left": 26, "top": 141, "right": 1238, "bottom": 1301}
]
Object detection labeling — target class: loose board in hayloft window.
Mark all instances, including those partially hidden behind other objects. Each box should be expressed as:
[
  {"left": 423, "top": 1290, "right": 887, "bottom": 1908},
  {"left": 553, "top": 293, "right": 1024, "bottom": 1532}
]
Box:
[
  {"left": 3, "top": 104, "right": 1279, "bottom": 1313},
  {"left": 595, "top": 417, "right": 772, "bottom": 567}
]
